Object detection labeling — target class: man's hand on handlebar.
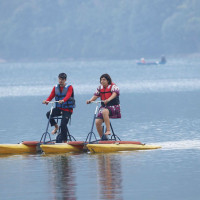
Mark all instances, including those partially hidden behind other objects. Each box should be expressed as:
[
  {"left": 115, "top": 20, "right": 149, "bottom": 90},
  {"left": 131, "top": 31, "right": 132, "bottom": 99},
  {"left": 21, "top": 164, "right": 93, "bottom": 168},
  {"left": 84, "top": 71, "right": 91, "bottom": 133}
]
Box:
[
  {"left": 42, "top": 100, "right": 49, "bottom": 105},
  {"left": 59, "top": 100, "right": 64, "bottom": 104}
]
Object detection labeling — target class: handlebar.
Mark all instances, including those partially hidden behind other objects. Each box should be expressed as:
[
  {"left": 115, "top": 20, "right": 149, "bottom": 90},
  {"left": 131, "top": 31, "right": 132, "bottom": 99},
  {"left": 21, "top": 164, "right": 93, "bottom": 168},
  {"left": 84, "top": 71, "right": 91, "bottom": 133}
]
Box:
[
  {"left": 46, "top": 101, "right": 59, "bottom": 104},
  {"left": 90, "top": 100, "right": 104, "bottom": 104}
]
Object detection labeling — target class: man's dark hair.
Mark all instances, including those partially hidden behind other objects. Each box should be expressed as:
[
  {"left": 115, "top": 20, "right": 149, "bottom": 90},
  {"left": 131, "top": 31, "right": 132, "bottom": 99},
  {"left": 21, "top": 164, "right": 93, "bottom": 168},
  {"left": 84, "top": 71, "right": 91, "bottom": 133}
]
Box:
[
  {"left": 58, "top": 73, "right": 67, "bottom": 80},
  {"left": 100, "top": 73, "right": 112, "bottom": 85}
]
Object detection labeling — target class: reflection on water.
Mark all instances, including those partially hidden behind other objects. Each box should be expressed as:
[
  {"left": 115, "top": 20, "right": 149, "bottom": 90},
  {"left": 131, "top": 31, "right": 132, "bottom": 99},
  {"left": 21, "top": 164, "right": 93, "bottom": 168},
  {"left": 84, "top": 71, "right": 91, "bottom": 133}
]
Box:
[
  {"left": 46, "top": 155, "right": 77, "bottom": 200},
  {"left": 97, "top": 154, "right": 123, "bottom": 200},
  {"left": 43, "top": 153, "right": 123, "bottom": 200}
]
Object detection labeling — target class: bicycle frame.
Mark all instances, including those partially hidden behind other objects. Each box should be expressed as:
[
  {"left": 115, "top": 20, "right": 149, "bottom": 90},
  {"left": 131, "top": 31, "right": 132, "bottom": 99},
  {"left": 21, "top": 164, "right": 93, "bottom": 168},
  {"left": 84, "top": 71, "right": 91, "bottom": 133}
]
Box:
[
  {"left": 40, "top": 101, "right": 76, "bottom": 144},
  {"left": 85, "top": 101, "right": 121, "bottom": 144}
]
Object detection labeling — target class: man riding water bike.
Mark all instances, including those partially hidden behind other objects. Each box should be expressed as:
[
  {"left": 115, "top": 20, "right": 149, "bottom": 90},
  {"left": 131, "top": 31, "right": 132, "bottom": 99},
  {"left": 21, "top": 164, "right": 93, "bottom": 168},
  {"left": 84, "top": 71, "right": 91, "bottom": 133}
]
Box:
[{"left": 42, "top": 73, "right": 75, "bottom": 143}]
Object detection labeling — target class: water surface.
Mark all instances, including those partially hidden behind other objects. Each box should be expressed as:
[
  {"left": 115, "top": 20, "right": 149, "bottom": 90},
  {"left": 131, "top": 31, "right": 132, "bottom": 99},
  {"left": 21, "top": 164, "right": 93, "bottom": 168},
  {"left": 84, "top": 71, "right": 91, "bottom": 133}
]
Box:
[{"left": 0, "top": 59, "right": 200, "bottom": 199}]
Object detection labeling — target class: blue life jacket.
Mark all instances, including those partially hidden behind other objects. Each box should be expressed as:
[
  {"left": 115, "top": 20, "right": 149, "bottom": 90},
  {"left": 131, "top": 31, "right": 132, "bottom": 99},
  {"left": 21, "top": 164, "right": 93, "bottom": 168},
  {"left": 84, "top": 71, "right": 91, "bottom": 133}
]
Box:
[{"left": 55, "top": 84, "right": 75, "bottom": 109}]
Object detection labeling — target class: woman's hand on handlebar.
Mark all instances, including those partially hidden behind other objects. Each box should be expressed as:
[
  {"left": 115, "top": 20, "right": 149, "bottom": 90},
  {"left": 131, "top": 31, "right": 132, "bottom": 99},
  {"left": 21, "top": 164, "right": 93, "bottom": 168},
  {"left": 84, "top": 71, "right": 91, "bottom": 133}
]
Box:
[
  {"left": 86, "top": 96, "right": 99, "bottom": 104},
  {"left": 86, "top": 100, "right": 91, "bottom": 104},
  {"left": 104, "top": 99, "right": 110, "bottom": 105}
]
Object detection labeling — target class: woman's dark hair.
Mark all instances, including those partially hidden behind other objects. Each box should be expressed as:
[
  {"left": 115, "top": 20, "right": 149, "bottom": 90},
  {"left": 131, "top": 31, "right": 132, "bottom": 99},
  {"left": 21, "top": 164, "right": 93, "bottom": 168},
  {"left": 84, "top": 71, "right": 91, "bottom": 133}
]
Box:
[{"left": 100, "top": 73, "right": 112, "bottom": 85}]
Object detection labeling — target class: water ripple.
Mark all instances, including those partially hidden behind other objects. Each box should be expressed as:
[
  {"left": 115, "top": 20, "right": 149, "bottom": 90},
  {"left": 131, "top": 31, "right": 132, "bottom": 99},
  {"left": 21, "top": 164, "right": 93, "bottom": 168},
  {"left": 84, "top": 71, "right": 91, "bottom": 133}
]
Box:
[{"left": 154, "top": 140, "right": 200, "bottom": 150}]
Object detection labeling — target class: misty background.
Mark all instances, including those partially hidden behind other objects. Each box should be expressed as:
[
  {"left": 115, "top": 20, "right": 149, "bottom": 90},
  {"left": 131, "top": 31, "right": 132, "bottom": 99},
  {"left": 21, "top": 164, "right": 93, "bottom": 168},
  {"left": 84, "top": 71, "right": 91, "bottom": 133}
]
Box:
[{"left": 0, "top": 0, "right": 199, "bottom": 61}]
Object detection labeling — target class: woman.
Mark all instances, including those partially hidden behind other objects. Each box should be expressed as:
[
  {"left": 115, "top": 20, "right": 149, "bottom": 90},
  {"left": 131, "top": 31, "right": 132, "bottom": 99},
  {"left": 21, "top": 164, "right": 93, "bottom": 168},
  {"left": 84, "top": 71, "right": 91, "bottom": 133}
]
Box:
[{"left": 86, "top": 74, "right": 121, "bottom": 138}]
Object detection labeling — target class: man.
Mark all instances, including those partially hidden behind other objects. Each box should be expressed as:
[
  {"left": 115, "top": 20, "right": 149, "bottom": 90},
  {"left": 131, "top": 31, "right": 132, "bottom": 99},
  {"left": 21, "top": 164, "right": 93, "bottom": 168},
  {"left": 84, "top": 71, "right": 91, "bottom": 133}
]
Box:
[{"left": 42, "top": 73, "right": 75, "bottom": 143}]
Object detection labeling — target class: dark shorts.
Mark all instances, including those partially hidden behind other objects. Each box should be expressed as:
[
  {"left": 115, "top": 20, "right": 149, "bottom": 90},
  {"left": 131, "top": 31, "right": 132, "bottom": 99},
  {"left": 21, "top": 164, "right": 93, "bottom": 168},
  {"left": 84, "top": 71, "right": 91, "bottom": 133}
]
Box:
[{"left": 96, "top": 105, "right": 121, "bottom": 119}]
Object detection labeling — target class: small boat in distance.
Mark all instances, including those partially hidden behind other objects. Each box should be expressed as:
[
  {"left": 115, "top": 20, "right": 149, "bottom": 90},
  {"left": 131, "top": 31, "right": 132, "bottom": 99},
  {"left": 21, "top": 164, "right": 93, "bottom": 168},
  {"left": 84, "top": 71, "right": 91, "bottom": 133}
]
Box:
[{"left": 136, "top": 55, "right": 166, "bottom": 65}]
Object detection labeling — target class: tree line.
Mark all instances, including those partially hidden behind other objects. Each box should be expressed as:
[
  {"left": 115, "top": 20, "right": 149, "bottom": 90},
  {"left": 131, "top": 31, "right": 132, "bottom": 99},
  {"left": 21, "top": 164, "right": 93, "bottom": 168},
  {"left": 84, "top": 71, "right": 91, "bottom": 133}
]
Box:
[{"left": 0, "top": 0, "right": 199, "bottom": 61}]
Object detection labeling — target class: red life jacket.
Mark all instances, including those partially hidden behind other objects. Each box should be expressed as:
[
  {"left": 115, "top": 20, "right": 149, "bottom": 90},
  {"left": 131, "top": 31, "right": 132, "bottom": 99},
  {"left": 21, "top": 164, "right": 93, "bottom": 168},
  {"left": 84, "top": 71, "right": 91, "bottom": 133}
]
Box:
[{"left": 99, "top": 83, "right": 120, "bottom": 106}]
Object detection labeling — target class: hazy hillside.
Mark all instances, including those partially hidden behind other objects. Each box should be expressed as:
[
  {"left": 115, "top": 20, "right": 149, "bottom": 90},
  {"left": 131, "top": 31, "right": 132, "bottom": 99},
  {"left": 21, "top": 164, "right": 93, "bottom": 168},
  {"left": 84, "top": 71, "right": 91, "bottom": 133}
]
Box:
[{"left": 0, "top": 0, "right": 199, "bottom": 61}]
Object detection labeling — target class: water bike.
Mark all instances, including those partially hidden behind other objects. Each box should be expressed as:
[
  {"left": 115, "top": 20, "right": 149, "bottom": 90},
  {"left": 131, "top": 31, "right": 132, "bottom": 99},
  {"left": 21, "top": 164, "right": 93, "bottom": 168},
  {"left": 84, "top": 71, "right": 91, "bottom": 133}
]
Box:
[
  {"left": 0, "top": 101, "right": 84, "bottom": 154},
  {"left": 0, "top": 101, "right": 52, "bottom": 154},
  {"left": 39, "top": 101, "right": 85, "bottom": 154},
  {"left": 0, "top": 141, "right": 39, "bottom": 154},
  {"left": 40, "top": 101, "right": 107, "bottom": 154},
  {"left": 84, "top": 101, "right": 161, "bottom": 153},
  {"left": 0, "top": 101, "right": 161, "bottom": 154}
]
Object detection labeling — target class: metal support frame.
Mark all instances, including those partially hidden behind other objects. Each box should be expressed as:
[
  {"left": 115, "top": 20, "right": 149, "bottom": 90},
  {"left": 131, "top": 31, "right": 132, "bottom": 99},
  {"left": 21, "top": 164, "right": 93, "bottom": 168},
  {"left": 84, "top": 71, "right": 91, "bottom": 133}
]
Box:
[
  {"left": 85, "top": 101, "right": 121, "bottom": 144},
  {"left": 40, "top": 101, "right": 76, "bottom": 144}
]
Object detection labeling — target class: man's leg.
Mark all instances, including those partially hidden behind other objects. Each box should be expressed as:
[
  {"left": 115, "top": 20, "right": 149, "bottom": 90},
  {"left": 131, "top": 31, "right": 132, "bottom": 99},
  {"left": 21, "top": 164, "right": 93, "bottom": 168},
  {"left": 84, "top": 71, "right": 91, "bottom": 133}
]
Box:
[
  {"left": 59, "top": 111, "right": 71, "bottom": 142},
  {"left": 46, "top": 108, "right": 61, "bottom": 134}
]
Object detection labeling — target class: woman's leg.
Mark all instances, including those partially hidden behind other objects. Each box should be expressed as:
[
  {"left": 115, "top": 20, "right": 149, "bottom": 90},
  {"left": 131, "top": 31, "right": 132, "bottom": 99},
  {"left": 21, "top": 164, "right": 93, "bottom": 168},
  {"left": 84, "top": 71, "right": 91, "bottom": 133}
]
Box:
[
  {"left": 102, "top": 109, "right": 111, "bottom": 135},
  {"left": 95, "top": 118, "right": 104, "bottom": 137}
]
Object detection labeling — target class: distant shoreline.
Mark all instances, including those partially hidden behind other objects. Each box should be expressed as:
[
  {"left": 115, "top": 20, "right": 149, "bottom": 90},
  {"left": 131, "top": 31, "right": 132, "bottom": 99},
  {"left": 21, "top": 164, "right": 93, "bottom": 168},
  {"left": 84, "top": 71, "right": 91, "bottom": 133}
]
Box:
[{"left": 0, "top": 53, "right": 200, "bottom": 63}]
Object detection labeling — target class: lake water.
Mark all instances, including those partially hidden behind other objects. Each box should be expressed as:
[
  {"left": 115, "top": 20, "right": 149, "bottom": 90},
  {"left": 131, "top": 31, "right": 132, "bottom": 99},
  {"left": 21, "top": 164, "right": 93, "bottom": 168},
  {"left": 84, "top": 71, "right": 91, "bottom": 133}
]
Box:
[{"left": 0, "top": 59, "right": 200, "bottom": 199}]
